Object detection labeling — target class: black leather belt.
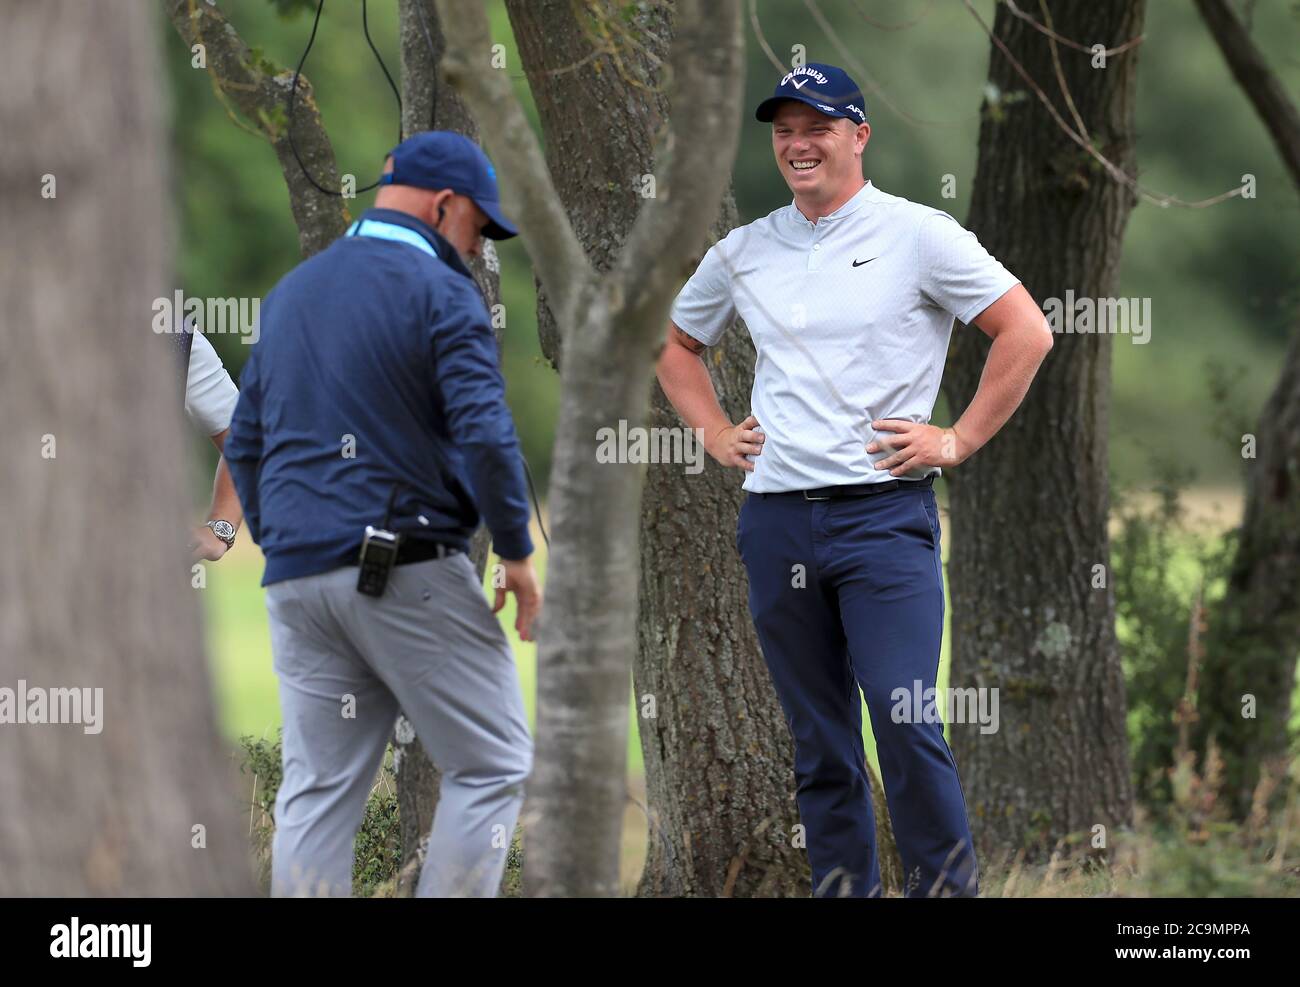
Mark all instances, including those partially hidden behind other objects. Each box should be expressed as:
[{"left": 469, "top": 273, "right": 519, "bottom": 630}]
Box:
[
  {"left": 763, "top": 474, "right": 935, "bottom": 501},
  {"left": 348, "top": 537, "right": 462, "bottom": 566},
  {"left": 397, "top": 539, "right": 461, "bottom": 564}
]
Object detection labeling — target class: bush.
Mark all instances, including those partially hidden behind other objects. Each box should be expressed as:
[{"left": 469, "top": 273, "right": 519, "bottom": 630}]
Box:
[
  {"left": 1112, "top": 462, "right": 1229, "bottom": 807},
  {"left": 237, "top": 731, "right": 401, "bottom": 897},
  {"left": 979, "top": 737, "right": 1300, "bottom": 897},
  {"left": 237, "top": 732, "right": 524, "bottom": 897}
]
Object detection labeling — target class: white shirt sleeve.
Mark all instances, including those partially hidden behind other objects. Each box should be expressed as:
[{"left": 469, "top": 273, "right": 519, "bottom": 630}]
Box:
[
  {"left": 917, "top": 211, "right": 1021, "bottom": 325},
  {"left": 669, "top": 238, "right": 738, "bottom": 347},
  {"left": 185, "top": 331, "right": 240, "bottom": 436}
]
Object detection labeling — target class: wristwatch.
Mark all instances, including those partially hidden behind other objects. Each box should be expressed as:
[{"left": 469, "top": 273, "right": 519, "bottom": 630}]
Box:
[{"left": 205, "top": 519, "right": 236, "bottom": 549}]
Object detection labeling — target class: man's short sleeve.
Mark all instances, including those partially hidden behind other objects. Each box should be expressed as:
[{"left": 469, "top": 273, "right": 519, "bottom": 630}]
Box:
[
  {"left": 185, "top": 330, "right": 240, "bottom": 436},
  {"left": 917, "top": 212, "right": 1021, "bottom": 326},
  {"left": 669, "top": 239, "right": 737, "bottom": 347}
]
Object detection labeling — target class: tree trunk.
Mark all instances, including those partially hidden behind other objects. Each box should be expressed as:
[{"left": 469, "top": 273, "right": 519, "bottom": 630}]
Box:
[
  {"left": 393, "top": 0, "right": 510, "bottom": 894},
  {"left": 0, "top": 0, "right": 252, "bottom": 895},
  {"left": 1196, "top": 323, "right": 1300, "bottom": 815},
  {"left": 1192, "top": 0, "right": 1300, "bottom": 190},
  {"left": 942, "top": 0, "right": 1143, "bottom": 860},
  {"left": 1191, "top": 0, "right": 1300, "bottom": 818},
  {"left": 504, "top": 0, "right": 811, "bottom": 897}
]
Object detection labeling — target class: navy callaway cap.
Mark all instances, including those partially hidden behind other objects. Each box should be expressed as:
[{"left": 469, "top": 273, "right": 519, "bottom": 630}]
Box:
[
  {"left": 754, "top": 62, "right": 868, "bottom": 126},
  {"left": 381, "top": 130, "right": 518, "bottom": 240}
]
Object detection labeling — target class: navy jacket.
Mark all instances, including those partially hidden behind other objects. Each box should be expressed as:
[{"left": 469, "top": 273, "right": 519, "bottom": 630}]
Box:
[{"left": 225, "top": 207, "right": 534, "bottom": 586}]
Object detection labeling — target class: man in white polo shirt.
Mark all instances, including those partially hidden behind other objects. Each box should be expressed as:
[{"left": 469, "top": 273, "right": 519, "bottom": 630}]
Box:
[
  {"left": 177, "top": 321, "right": 244, "bottom": 563},
  {"left": 657, "top": 63, "right": 1053, "bottom": 897}
]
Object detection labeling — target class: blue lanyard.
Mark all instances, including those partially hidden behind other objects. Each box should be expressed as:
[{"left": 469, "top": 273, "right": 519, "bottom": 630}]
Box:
[{"left": 346, "top": 218, "right": 438, "bottom": 260}]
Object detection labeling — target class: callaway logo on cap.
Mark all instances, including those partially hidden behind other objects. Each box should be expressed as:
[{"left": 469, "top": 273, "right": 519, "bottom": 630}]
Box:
[{"left": 755, "top": 62, "right": 868, "bottom": 125}]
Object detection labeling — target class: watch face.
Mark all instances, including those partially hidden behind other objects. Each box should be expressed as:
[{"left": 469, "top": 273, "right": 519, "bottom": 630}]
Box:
[{"left": 211, "top": 520, "right": 235, "bottom": 540}]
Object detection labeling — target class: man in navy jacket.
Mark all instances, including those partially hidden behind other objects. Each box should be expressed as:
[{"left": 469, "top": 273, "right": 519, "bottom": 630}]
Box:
[{"left": 225, "top": 131, "right": 540, "bottom": 897}]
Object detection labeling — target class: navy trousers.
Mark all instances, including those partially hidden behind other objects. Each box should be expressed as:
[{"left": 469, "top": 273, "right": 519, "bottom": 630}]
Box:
[{"left": 736, "top": 479, "right": 978, "bottom": 897}]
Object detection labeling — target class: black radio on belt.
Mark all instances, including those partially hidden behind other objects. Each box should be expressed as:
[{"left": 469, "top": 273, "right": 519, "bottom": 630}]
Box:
[
  {"left": 357, "top": 483, "right": 405, "bottom": 597},
  {"left": 357, "top": 525, "right": 402, "bottom": 597}
]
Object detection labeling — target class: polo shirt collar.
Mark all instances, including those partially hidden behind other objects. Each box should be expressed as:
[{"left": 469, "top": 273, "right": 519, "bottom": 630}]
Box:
[
  {"left": 356, "top": 207, "right": 475, "bottom": 281},
  {"left": 788, "top": 180, "right": 877, "bottom": 229}
]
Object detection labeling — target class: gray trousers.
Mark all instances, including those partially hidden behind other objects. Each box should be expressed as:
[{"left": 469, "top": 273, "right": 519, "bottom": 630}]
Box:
[{"left": 264, "top": 553, "right": 532, "bottom": 897}]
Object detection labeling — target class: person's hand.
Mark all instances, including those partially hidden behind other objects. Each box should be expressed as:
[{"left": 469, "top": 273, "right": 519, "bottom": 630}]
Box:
[
  {"left": 867, "top": 420, "right": 970, "bottom": 476},
  {"left": 494, "top": 556, "right": 542, "bottom": 642},
  {"left": 188, "top": 524, "right": 230, "bottom": 563},
  {"left": 706, "top": 414, "right": 765, "bottom": 471}
]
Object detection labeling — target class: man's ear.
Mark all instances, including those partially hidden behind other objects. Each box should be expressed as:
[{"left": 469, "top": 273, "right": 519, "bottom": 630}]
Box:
[
  {"left": 857, "top": 122, "right": 871, "bottom": 154},
  {"left": 426, "top": 188, "right": 454, "bottom": 229}
]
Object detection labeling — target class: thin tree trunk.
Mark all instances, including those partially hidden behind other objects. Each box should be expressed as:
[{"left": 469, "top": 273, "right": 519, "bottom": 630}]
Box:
[
  {"left": 436, "top": 0, "right": 747, "bottom": 896},
  {"left": 0, "top": 0, "right": 252, "bottom": 895},
  {"left": 1196, "top": 324, "right": 1300, "bottom": 814},
  {"left": 942, "top": 0, "right": 1143, "bottom": 860},
  {"left": 393, "top": 0, "right": 509, "bottom": 894},
  {"left": 504, "top": 0, "right": 811, "bottom": 897},
  {"left": 1192, "top": 0, "right": 1300, "bottom": 189}
]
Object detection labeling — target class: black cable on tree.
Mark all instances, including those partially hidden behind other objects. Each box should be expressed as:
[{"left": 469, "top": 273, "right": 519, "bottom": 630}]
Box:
[{"left": 286, "top": 0, "right": 402, "bottom": 196}]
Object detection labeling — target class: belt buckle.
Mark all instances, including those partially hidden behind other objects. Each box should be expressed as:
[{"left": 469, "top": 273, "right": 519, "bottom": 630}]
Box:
[{"left": 802, "top": 489, "right": 832, "bottom": 501}]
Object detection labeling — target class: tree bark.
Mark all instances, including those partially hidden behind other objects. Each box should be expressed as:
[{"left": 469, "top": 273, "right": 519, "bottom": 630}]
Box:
[
  {"left": 165, "top": 0, "right": 349, "bottom": 258},
  {"left": 0, "top": 0, "right": 252, "bottom": 895},
  {"left": 436, "top": 0, "right": 746, "bottom": 895},
  {"left": 942, "top": 0, "right": 1143, "bottom": 860},
  {"left": 1191, "top": 0, "right": 1300, "bottom": 817},
  {"left": 1196, "top": 323, "right": 1300, "bottom": 815},
  {"left": 1192, "top": 0, "right": 1300, "bottom": 190}
]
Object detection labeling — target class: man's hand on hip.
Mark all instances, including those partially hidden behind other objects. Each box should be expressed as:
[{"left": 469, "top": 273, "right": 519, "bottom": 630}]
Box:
[
  {"left": 494, "top": 555, "right": 542, "bottom": 642},
  {"left": 868, "top": 419, "right": 971, "bottom": 476},
  {"left": 707, "top": 414, "right": 765, "bottom": 472}
]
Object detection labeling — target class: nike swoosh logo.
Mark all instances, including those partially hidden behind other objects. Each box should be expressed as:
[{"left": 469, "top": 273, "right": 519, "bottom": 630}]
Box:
[
  {"left": 852, "top": 257, "right": 878, "bottom": 267},
  {"left": 790, "top": 78, "right": 809, "bottom": 90}
]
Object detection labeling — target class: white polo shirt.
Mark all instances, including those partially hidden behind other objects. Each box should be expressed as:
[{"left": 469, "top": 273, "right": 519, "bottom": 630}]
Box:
[
  {"left": 670, "top": 180, "right": 1019, "bottom": 492},
  {"left": 185, "top": 330, "right": 240, "bottom": 437}
]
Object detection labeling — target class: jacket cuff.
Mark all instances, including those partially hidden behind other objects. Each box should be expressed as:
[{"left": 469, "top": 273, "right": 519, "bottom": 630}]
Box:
[{"left": 493, "top": 525, "right": 534, "bottom": 562}]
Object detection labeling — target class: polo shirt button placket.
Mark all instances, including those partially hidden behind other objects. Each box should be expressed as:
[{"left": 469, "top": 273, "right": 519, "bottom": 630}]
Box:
[{"left": 809, "top": 240, "right": 822, "bottom": 272}]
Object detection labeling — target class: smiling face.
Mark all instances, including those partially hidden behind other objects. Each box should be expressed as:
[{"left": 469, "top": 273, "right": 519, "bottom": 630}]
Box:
[{"left": 771, "top": 100, "right": 871, "bottom": 216}]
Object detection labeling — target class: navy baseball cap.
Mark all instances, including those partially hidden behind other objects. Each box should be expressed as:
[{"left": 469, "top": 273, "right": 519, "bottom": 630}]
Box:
[
  {"left": 755, "top": 62, "right": 867, "bottom": 126},
  {"left": 382, "top": 131, "right": 518, "bottom": 240}
]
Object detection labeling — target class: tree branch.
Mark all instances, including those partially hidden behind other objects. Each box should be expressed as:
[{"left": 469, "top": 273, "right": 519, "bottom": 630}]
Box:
[
  {"left": 962, "top": 0, "right": 1244, "bottom": 208},
  {"left": 613, "top": 0, "right": 746, "bottom": 321},
  {"left": 164, "top": 0, "right": 348, "bottom": 257},
  {"left": 431, "top": 0, "right": 591, "bottom": 325},
  {"left": 1194, "top": 0, "right": 1300, "bottom": 191}
]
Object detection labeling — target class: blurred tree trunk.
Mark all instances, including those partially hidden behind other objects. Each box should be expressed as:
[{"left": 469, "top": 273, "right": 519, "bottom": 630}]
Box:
[
  {"left": 0, "top": 0, "right": 251, "bottom": 894},
  {"left": 504, "top": 0, "right": 811, "bottom": 897},
  {"left": 1192, "top": 0, "right": 1300, "bottom": 817},
  {"left": 942, "top": 0, "right": 1143, "bottom": 860},
  {"left": 393, "top": 0, "right": 511, "bottom": 894}
]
